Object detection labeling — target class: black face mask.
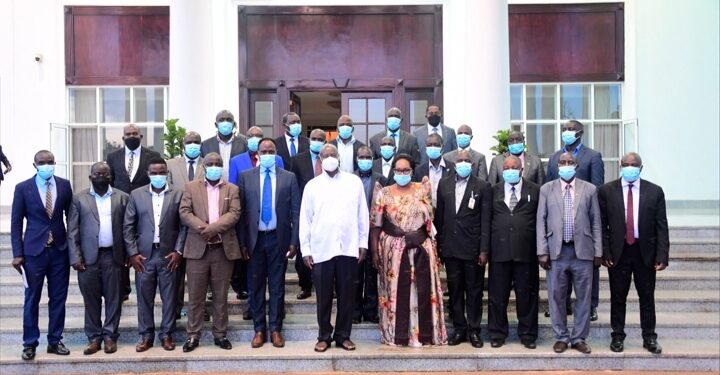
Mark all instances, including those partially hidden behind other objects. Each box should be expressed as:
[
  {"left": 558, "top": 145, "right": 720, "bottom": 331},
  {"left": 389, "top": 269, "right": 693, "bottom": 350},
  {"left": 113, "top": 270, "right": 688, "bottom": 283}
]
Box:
[
  {"left": 90, "top": 177, "right": 111, "bottom": 191},
  {"left": 428, "top": 115, "right": 441, "bottom": 126},
  {"left": 124, "top": 137, "right": 141, "bottom": 151}
]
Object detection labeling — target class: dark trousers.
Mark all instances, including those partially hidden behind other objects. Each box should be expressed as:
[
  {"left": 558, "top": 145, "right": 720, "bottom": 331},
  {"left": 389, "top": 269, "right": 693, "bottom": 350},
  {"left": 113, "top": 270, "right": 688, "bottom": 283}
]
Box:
[
  {"left": 354, "top": 257, "right": 378, "bottom": 321},
  {"left": 313, "top": 255, "right": 357, "bottom": 344},
  {"left": 295, "top": 246, "right": 313, "bottom": 293},
  {"left": 248, "top": 231, "right": 286, "bottom": 333},
  {"left": 77, "top": 249, "right": 122, "bottom": 343},
  {"left": 185, "top": 245, "right": 234, "bottom": 339},
  {"left": 23, "top": 245, "right": 70, "bottom": 347},
  {"left": 136, "top": 248, "right": 177, "bottom": 341},
  {"left": 230, "top": 259, "right": 249, "bottom": 296},
  {"left": 609, "top": 242, "right": 657, "bottom": 341},
  {"left": 122, "top": 266, "right": 131, "bottom": 298},
  {"left": 487, "top": 260, "right": 539, "bottom": 340},
  {"left": 175, "top": 258, "right": 186, "bottom": 314},
  {"left": 445, "top": 257, "right": 484, "bottom": 335}
]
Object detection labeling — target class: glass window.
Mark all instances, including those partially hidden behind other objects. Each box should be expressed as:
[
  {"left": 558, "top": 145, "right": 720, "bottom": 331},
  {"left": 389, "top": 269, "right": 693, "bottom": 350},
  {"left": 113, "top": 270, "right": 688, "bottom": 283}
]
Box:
[
  {"left": 101, "top": 88, "right": 130, "bottom": 123},
  {"left": 594, "top": 122, "right": 620, "bottom": 158},
  {"left": 148, "top": 127, "right": 164, "bottom": 155},
  {"left": 348, "top": 99, "right": 366, "bottom": 123},
  {"left": 254, "top": 101, "right": 273, "bottom": 126},
  {"left": 72, "top": 165, "right": 92, "bottom": 192},
  {"left": 409, "top": 99, "right": 428, "bottom": 125},
  {"left": 560, "top": 84, "right": 590, "bottom": 120},
  {"left": 525, "top": 123, "right": 556, "bottom": 158},
  {"left": 101, "top": 127, "right": 126, "bottom": 160},
  {"left": 595, "top": 84, "right": 621, "bottom": 119},
  {"left": 526, "top": 85, "right": 556, "bottom": 120},
  {"left": 604, "top": 160, "right": 620, "bottom": 184},
  {"left": 367, "top": 99, "right": 386, "bottom": 123},
  {"left": 510, "top": 85, "right": 523, "bottom": 120},
  {"left": 69, "top": 88, "right": 97, "bottom": 123},
  {"left": 71, "top": 128, "right": 98, "bottom": 163},
  {"left": 134, "top": 87, "right": 164, "bottom": 123}
]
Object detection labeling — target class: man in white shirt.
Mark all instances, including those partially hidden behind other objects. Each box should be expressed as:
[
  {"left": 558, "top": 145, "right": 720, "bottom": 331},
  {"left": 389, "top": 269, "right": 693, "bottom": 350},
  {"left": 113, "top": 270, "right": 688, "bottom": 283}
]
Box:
[{"left": 300, "top": 144, "right": 369, "bottom": 353}]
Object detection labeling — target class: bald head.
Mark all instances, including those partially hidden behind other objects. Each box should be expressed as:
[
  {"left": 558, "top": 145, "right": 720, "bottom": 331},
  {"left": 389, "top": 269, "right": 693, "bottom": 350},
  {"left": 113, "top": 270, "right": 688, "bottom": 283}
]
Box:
[
  {"left": 184, "top": 131, "right": 201, "bottom": 144},
  {"left": 503, "top": 155, "right": 522, "bottom": 170},
  {"left": 457, "top": 124, "right": 472, "bottom": 135},
  {"left": 621, "top": 152, "right": 643, "bottom": 167}
]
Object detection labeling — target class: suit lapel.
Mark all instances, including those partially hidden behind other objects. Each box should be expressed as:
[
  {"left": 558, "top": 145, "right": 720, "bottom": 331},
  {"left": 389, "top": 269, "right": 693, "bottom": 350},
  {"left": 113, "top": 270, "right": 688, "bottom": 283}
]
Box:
[
  {"left": 459, "top": 176, "right": 476, "bottom": 213},
  {"left": 86, "top": 191, "right": 100, "bottom": 222},
  {"left": 553, "top": 180, "right": 564, "bottom": 214},
  {"left": 514, "top": 181, "right": 527, "bottom": 211},
  {"left": 159, "top": 188, "right": 174, "bottom": 227},
  {"left": 637, "top": 180, "right": 647, "bottom": 227},
  {"left": 573, "top": 180, "right": 584, "bottom": 219},
  {"left": 197, "top": 182, "right": 209, "bottom": 221}
]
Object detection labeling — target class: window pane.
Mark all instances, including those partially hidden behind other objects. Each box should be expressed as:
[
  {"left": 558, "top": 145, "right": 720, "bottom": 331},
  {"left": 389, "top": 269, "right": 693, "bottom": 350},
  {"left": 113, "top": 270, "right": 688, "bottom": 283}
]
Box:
[
  {"left": 409, "top": 100, "right": 428, "bottom": 125},
  {"left": 148, "top": 127, "right": 164, "bottom": 156},
  {"left": 511, "top": 123, "right": 522, "bottom": 133},
  {"left": 561, "top": 84, "right": 590, "bottom": 119},
  {"left": 353, "top": 125, "right": 368, "bottom": 145},
  {"left": 525, "top": 123, "right": 556, "bottom": 158},
  {"left": 604, "top": 160, "right": 619, "bottom": 184},
  {"left": 71, "top": 128, "right": 98, "bottom": 163},
  {"left": 510, "top": 86, "right": 523, "bottom": 120},
  {"left": 69, "top": 88, "right": 97, "bottom": 123},
  {"left": 72, "top": 165, "right": 92, "bottom": 192},
  {"left": 595, "top": 84, "right": 621, "bottom": 119},
  {"left": 101, "top": 127, "right": 126, "bottom": 160},
  {"left": 367, "top": 124, "right": 386, "bottom": 144},
  {"left": 134, "top": 87, "right": 164, "bottom": 123},
  {"left": 624, "top": 121, "right": 638, "bottom": 153},
  {"left": 254, "top": 101, "right": 273, "bottom": 126},
  {"left": 367, "top": 99, "right": 386, "bottom": 123},
  {"left": 594, "top": 122, "right": 620, "bottom": 158},
  {"left": 101, "top": 88, "right": 130, "bottom": 123},
  {"left": 348, "top": 99, "right": 366, "bottom": 123},
  {"left": 259, "top": 125, "right": 273, "bottom": 139},
  {"left": 526, "top": 85, "right": 556, "bottom": 120}
]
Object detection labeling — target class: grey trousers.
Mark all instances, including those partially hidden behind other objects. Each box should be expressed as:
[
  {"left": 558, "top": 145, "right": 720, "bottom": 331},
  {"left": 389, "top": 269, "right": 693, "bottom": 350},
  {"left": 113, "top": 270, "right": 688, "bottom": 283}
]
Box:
[
  {"left": 546, "top": 244, "right": 593, "bottom": 344},
  {"left": 77, "top": 249, "right": 122, "bottom": 343},
  {"left": 185, "top": 245, "right": 234, "bottom": 339},
  {"left": 136, "top": 248, "right": 178, "bottom": 341}
]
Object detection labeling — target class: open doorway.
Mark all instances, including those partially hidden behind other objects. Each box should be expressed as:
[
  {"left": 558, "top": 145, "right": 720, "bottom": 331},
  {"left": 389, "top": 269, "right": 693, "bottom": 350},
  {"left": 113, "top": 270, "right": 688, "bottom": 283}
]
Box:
[{"left": 291, "top": 91, "right": 341, "bottom": 141}]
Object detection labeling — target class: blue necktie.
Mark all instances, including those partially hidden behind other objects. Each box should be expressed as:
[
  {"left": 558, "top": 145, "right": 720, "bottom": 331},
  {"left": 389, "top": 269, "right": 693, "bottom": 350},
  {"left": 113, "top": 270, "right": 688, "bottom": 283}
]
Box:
[
  {"left": 290, "top": 138, "right": 297, "bottom": 156},
  {"left": 261, "top": 169, "right": 272, "bottom": 225}
]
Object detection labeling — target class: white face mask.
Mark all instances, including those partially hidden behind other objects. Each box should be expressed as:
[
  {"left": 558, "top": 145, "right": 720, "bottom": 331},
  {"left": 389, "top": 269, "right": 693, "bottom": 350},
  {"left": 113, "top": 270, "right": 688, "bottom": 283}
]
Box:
[{"left": 322, "top": 156, "right": 339, "bottom": 172}]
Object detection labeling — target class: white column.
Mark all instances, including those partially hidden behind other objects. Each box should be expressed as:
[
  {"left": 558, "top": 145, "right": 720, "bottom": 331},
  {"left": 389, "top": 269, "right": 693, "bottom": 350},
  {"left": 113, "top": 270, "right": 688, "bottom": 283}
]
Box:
[{"left": 443, "top": 0, "right": 510, "bottom": 157}]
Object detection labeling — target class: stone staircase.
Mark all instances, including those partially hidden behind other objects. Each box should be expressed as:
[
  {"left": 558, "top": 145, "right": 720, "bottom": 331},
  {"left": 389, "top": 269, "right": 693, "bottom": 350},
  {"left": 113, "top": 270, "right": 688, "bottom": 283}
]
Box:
[{"left": 0, "top": 226, "right": 718, "bottom": 373}]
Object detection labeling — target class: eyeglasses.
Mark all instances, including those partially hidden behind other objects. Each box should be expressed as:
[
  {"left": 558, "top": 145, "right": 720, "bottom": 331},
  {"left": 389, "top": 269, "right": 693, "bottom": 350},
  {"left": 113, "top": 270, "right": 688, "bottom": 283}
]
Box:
[{"left": 393, "top": 169, "right": 412, "bottom": 175}]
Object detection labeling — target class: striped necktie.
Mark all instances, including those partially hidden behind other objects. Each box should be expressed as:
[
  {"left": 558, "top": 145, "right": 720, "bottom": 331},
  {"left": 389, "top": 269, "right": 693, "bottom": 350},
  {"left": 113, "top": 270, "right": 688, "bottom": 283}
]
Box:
[
  {"left": 45, "top": 181, "right": 54, "bottom": 245},
  {"left": 563, "top": 184, "right": 574, "bottom": 242}
]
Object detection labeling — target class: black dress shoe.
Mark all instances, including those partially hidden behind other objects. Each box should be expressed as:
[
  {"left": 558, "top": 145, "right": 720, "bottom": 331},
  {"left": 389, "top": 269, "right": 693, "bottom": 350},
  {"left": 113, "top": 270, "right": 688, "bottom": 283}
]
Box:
[
  {"left": 643, "top": 338, "right": 662, "bottom": 354},
  {"left": 610, "top": 337, "right": 624, "bottom": 352},
  {"left": 567, "top": 303, "right": 573, "bottom": 315},
  {"left": 207, "top": 292, "right": 213, "bottom": 301},
  {"left": 296, "top": 289, "right": 312, "bottom": 300},
  {"left": 237, "top": 291, "right": 249, "bottom": 300},
  {"left": 490, "top": 338, "right": 504, "bottom": 348},
  {"left": 183, "top": 337, "right": 199, "bottom": 352},
  {"left": 590, "top": 307, "right": 598, "bottom": 322},
  {"left": 47, "top": 342, "right": 70, "bottom": 355},
  {"left": 544, "top": 309, "right": 550, "bottom": 317},
  {"left": 214, "top": 337, "right": 232, "bottom": 350},
  {"left": 521, "top": 338, "right": 537, "bottom": 349},
  {"left": 122, "top": 294, "right": 129, "bottom": 302},
  {"left": 447, "top": 332, "right": 466, "bottom": 346},
  {"left": 352, "top": 317, "right": 362, "bottom": 324},
  {"left": 242, "top": 310, "right": 252, "bottom": 320},
  {"left": 204, "top": 310, "right": 211, "bottom": 322},
  {"left": 469, "top": 332, "right": 483, "bottom": 348},
  {"left": 21, "top": 346, "right": 35, "bottom": 360}
]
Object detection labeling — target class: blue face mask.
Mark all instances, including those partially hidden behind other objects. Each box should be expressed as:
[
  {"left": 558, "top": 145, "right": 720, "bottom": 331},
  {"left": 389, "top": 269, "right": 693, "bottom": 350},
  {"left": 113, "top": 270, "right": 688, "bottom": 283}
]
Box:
[
  {"left": 426, "top": 146, "right": 442, "bottom": 160},
  {"left": 562, "top": 130, "right": 578, "bottom": 146},
  {"left": 380, "top": 145, "right": 395, "bottom": 160},
  {"left": 36, "top": 164, "right": 55, "bottom": 180},
  {"left": 217, "top": 121, "right": 234, "bottom": 136},
  {"left": 508, "top": 142, "right": 525, "bottom": 155},
  {"left": 184, "top": 143, "right": 201, "bottom": 159},
  {"left": 357, "top": 159, "right": 373, "bottom": 172},
  {"left": 503, "top": 169, "right": 521, "bottom": 184},
  {"left": 457, "top": 133, "right": 472, "bottom": 148},
  {"left": 621, "top": 166, "right": 641, "bottom": 182},
  {"left": 338, "top": 125, "right": 353, "bottom": 140},
  {"left": 387, "top": 117, "right": 401, "bottom": 132},
  {"left": 558, "top": 165, "right": 576, "bottom": 181},
  {"left": 393, "top": 174, "right": 411, "bottom": 186},
  {"left": 205, "top": 166, "right": 223, "bottom": 181},
  {"left": 309, "top": 140, "right": 324, "bottom": 154},
  {"left": 247, "top": 137, "right": 261, "bottom": 152},
  {"left": 455, "top": 162, "right": 472, "bottom": 178},
  {"left": 149, "top": 175, "right": 167, "bottom": 189},
  {"left": 259, "top": 154, "right": 275, "bottom": 169},
  {"left": 287, "top": 123, "right": 302, "bottom": 137}
]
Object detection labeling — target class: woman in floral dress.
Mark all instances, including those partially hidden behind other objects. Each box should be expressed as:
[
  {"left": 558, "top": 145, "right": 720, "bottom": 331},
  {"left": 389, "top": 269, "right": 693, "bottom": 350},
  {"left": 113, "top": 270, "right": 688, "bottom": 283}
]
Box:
[{"left": 369, "top": 154, "right": 447, "bottom": 347}]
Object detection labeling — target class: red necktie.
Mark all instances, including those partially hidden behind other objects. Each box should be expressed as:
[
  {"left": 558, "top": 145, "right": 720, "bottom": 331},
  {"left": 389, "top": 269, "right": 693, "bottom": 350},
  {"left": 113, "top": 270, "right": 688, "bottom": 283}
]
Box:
[
  {"left": 314, "top": 157, "right": 322, "bottom": 177},
  {"left": 626, "top": 183, "right": 635, "bottom": 245},
  {"left": 252, "top": 154, "right": 258, "bottom": 167}
]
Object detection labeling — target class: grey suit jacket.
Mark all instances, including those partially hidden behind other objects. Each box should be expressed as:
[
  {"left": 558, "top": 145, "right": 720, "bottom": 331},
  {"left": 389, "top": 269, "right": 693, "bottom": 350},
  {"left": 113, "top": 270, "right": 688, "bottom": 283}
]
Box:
[
  {"left": 414, "top": 124, "right": 458, "bottom": 159},
  {"left": 236, "top": 167, "right": 301, "bottom": 255},
  {"left": 443, "top": 148, "right": 488, "bottom": 181},
  {"left": 368, "top": 130, "right": 421, "bottom": 164},
  {"left": 488, "top": 152, "right": 545, "bottom": 185},
  {"left": 536, "top": 179, "right": 602, "bottom": 261},
  {"left": 167, "top": 156, "right": 205, "bottom": 191},
  {"left": 123, "top": 184, "right": 188, "bottom": 259},
  {"left": 67, "top": 188, "right": 129, "bottom": 267}
]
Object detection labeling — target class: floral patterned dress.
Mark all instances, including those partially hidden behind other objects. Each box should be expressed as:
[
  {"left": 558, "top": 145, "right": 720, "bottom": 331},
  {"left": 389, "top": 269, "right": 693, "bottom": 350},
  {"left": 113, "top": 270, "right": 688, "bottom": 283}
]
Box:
[{"left": 371, "top": 180, "right": 447, "bottom": 347}]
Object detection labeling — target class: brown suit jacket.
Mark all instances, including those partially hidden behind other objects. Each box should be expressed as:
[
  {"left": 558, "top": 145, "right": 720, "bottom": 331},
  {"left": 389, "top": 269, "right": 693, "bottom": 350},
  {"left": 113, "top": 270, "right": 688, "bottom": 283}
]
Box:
[{"left": 179, "top": 179, "right": 242, "bottom": 260}]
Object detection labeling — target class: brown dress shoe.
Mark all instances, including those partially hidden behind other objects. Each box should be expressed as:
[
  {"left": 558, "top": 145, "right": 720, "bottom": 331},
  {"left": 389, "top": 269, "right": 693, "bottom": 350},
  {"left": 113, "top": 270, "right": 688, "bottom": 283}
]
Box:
[
  {"left": 136, "top": 338, "right": 154, "bottom": 352},
  {"left": 572, "top": 341, "right": 592, "bottom": 354},
  {"left": 553, "top": 341, "right": 568, "bottom": 353},
  {"left": 83, "top": 341, "right": 101, "bottom": 355},
  {"left": 271, "top": 331, "right": 285, "bottom": 348},
  {"left": 337, "top": 339, "right": 356, "bottom": 351},
  {"left": 251, "top": 331, "right": 266, "bottom": 348},
  {"left": 314, "top": 341, "right": 330, "bottom": 352},
  {"left": 161, "top": 337, "right": 175, "bottom": 351},
  {"left": 104, "top": 338, "right": 117, "bottom": 354}
]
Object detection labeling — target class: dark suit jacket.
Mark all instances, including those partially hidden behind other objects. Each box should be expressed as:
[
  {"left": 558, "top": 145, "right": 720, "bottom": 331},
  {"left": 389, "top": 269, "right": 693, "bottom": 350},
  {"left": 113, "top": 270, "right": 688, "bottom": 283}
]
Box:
[
  {"left": 434, "top": 174, "right": 492, "bottom": 260},
  {"left": 236, "top": 167, "right": 300, "bottom": 254},
  {"left": 67, "top": 188, "right": 129, "bottom": 266},
  {"left": 368, "top": 130, "right": 421, "bottom": 164},
  {"left": 598, "top": 178, "right": 670, "bottom": 267},
  {"left": 11, "top": 176, "right": 73, "bottom": 257},
  {"left": 546, "top": 145, "right": 604, "bottom": 187},
  {"left": 490, "top": 179, "right": 541, "bottom": 263},
  {"left": 200, "top": 134, "right": 248, "bottom": 159},
  {"left": 413, "top": 124, "right": 458, "bottom": 161},
  {"left": 0, "top": 145, "right": 8, "bottom": 181},
  {"left": 488, "top": 151, "right": 545, "bottom": 186},
  {"left": 106, "top": 146, "right": 161, "bottom": 194},
  {"left": 275, "top": 134, "right": 310, "bottom": 170},
  {"left": 371, "top": 158, "right": 394, "bottom": 187},
  {"left": 123, "top": 184, "right": 188, "bottom": 259},
  {"left": 290, "top": 151, "right": 319, "bottom": 195},
  {"left": 330, "top": 138, "right": 366, "bottom": 171},
  {"left": 354, "top": 170, "right": 385, "bottom": 208},
  {"left": 413, "top": 160, "right": 456, "bottom": 182},
  {"left": 228, "top": 152, "right": 284, "bottom": 185}
]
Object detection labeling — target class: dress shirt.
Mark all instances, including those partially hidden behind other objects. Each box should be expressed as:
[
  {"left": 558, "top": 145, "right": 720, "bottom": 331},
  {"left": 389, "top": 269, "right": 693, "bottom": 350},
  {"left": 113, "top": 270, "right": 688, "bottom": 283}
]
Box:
[
  {"left": 428, "top": 159, "right": 446, "bottom": 206},
  {"left": 217, "top": 134, "right": 235, "bottom": 179},
  {"left": 562, "top": 143, "right": 584, "bottom": 157},
  {"left": 337, "top": 137, "right": 356, "bottom": 173},
  {"left": 311, "top": 151, "right": 320, "bottom": 172},
  {"left": 455, "top": 176, "right": 468, "bottom": 213},
  {"left": 284, "top": 133, "right": 297, "bottom": 156},
  {"left": 427, "top": 123, "right": 441, "bottom": 135},
  {"left": 185, "top": 155, "right": 200, "bottom": 179},
  {"left": 358, "top": 171, "right": 373, "bottom": 207},
  {"left": 386, "top": 130, "right": 400, "bottom": 148},
  {"left": 35, "top": 174, "right": 57, "bottom": 211},
  {"left": 299, "top": 171, "right": 369, "bottom": 264},
  {"left": 622, "top": 177, "right": 641, "bottom": 238},
  {"left": 382, "top": 157, "right": 394, "bottom": 178},
  {"left": 150, "top": 185, "right": 168, "bottom": 243},
  {"left": 205, "top": 179, "right": 223, "bottom": 243},
  {"left": 125, "top": 146, "right": 140, "bottom": 181},
  {"left": 89, "top": 186, "right": 114, "bottom": 247},
  {"left": 503, "top": 179, "right": 523, "bottom": 208},
  {"left": 258, "top": 165, "right": 277, "bottom": 231},
  {"left": 560, "top": 178, "right": 576, "bottom": 209}
]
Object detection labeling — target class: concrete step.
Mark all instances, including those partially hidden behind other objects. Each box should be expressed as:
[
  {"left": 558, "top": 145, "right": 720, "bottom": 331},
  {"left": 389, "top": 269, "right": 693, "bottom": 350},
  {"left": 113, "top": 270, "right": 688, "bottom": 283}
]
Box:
[
  {"left": 670, "top": 226, "right": 719, "bottom": 239},
  {"left": 0, "top": 338, "right": 718, "bottom": 373}
]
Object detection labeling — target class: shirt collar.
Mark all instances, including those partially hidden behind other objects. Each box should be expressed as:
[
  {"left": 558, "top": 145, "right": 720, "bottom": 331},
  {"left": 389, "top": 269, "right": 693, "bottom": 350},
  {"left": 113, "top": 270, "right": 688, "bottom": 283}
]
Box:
[
  {"left": 35, "top": 174, "right": 55, "bottom": 187},
  {"left": 185, "top": 155, "right": 199, "bottom": 163},
  {"left": 285, "top": 133, "right": 296, "bottom": 141},
  {"left": 338, "top": 137, "right": 355, "bottom": 146},
  {"left": 505, "top": 178, "right": 523, "bottom": 192},
  {"left": 387, "top": 129, "right": 400, "bottom": 138},
  {"left": 560, "top": 178, "right": 576, "bottom": 191},
  {"left": 429, "top": 158, "right": 446, "bottom": 170},
  {"left": 382, "top": 157, "right": 394, "bottom": 165},
  {"left": 125, "top": 146, "right": 139, "bottom": 155},
  {"left": 89, "top": 185, "right": 113, "bottom": 198},
  {"left": 562, "top": 143, "right": 583, "bottom": 156},
  {"left": 621, "top": 178, "right": 641, "bottom": 188},
  {"left": 459, "top": 146, "right": 472, "bottom": 152},
  {"left": 427, "top": 123, "right": 442, "bottom": 134},
  {"left": 148, "top": 184, "right": 169, "bottom": 196},
  {"left": 261, "top": 165, "right": 276, "bottom": 175},
  {"left": 217, "top": 134, "right": 235, "bottom": 144},
  {"left": 204, "top": 179, "right": 224, "bottom": 187}
]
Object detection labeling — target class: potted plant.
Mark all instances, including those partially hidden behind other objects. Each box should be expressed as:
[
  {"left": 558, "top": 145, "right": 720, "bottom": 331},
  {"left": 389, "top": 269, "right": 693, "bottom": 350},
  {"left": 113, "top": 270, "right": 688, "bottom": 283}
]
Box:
[
  {"left": 163, "top": 118, "right": 186, "bottom": 159},
  {"left": 490, "top": 129, "right": 511, "bottom": 156}
]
